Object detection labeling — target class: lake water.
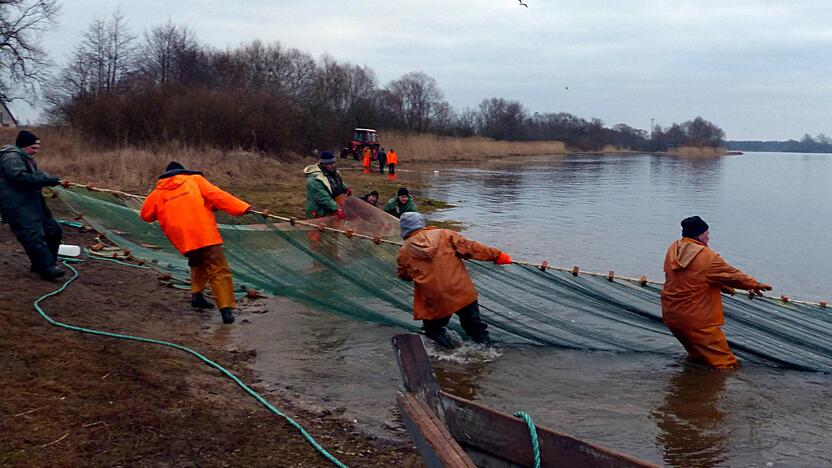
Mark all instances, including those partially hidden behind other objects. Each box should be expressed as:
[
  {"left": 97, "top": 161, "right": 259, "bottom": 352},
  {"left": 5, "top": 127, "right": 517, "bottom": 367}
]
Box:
[
  {"left": 424, "top": 151, "right": 831, "bottom": 302},
  {"left": 238, "top": 152, "right": 832, "bottom": 467}
]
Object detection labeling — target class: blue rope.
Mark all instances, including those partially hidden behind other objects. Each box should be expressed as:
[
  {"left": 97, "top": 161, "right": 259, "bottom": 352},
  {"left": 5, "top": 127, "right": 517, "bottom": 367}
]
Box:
[
  {"left": 514, "top": 411, "right": 541, "bottom": 468},
  {"left": 33, "top": 260, "right": 348, "bottom": 467}
]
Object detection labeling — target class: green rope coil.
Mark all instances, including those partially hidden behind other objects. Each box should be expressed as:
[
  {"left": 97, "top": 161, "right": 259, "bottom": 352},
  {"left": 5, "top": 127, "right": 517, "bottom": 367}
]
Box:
[
  {"left": 33, "top": 260, "right": 348, "bottom": 468},
  {"left": 514, "top": 411, "right": 541, "bottom": 468}
]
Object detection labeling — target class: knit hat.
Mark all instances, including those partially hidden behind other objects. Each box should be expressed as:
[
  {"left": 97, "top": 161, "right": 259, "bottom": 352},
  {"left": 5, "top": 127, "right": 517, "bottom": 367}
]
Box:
[
  {"left": 400, "top": 212, "right": 426, "bottom": 239},
  {"left": 368, "top": 190, "right": 379, "bottom": 197},
  {"left": 681, "top": 216, "right": 709, "bottom": 238},
  {"left": 319, "top": 151, "right": 336, "bottom": 164},
  {"left": 397, "top": 187, "right": 409, "bottom": 197},
  {"left": 165, "top": 161, "right": 185, "bottom": 172},
  {"left": 15, "top": 130, "right": 39, "bottom": 148}
]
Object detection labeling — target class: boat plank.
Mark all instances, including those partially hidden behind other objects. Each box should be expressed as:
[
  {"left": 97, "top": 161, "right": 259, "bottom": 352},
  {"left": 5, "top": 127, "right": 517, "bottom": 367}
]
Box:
[
  {"left": 398, "top": 392, "right": 476, "bottom": 468},
  {"left": 441, "top": 392, "right": 659, "bottom": 468}
]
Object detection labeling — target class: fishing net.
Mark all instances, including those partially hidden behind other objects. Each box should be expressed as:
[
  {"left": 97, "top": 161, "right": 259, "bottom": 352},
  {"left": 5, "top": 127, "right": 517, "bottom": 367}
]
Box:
[{"left": 55, "top": 186, "right": 832, "bottom": 373}]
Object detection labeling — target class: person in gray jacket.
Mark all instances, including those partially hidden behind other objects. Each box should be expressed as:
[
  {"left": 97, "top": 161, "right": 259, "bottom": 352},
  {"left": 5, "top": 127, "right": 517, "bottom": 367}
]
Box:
[{"left": 0, "top": 130, "right": 64, "bottom": 280}]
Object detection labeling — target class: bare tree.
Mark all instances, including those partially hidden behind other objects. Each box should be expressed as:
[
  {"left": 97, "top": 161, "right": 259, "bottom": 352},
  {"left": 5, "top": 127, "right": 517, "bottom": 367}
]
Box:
[
  {"left": 0, "top": 0, "right": 60, "bottom": 102},
  {"left": 384, "top": 71, "right": 446, "bottom": 133},
  {"left": 138, "top": 21, "right": 197, "bottom": 84}
]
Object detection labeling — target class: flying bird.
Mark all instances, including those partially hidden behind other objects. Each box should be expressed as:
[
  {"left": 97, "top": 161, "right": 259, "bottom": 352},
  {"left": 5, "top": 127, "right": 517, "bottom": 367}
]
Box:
[{"left": 518, "top": 0, "right": 528, "bottom": 7}]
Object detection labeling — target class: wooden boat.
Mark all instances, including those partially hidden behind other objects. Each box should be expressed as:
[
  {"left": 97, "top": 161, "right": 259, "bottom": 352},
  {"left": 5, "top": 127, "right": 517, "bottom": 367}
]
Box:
[{"left": 391, "top": 333, "right": 658, "bottom": 467}]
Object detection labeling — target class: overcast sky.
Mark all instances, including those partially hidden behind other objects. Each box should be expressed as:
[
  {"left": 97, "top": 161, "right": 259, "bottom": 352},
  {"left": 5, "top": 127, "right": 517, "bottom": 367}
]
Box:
[{"left": 15, "top": 0, "right": 832, "bottom": 140}]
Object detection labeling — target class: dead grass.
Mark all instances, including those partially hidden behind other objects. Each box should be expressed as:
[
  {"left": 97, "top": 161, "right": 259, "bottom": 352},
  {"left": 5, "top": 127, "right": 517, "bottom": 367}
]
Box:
[
  {"left": 381, "top": 131, "right": 567, "bottom": 161},
  {"left": 0, "top": 127, "right": 558, "bottom": 222}
]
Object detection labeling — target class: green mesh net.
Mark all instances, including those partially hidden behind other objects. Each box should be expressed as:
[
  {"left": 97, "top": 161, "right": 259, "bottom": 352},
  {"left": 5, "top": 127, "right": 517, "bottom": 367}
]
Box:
[{"left": 55, "top": 186, "right": 832, "bottom": 373}]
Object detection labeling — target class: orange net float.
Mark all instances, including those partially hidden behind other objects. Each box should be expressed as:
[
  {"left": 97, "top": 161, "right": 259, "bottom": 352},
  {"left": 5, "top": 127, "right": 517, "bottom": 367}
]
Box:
[
  {"left": 571, "top": 266, "right": 580, "bottom": 277},
  {"left": 85, "top": 183, "right": 95, "bottom": 191},
  {"left": 289, "top": 217, "right": 296, "bottom": 226},
  {"left": 343, "top": 229, "right": 354, "bottom": 239},
  {"left": 372, "top": 236, "right": 382, "bottom": 245},
  {"left": 539, "top": 261, "right": 549, "bottom": 272},
  {"left": 639, "top": 275, "right": 648, "bottom": 287},
  {"left": 608, "top": 271, "right": 615, "bottom": 282},
  {"left": 820, "top": 301, "right": 828, "bottom": 308},
  {"left": 780, "top": 295, "right": 790, "bottom": 303}
]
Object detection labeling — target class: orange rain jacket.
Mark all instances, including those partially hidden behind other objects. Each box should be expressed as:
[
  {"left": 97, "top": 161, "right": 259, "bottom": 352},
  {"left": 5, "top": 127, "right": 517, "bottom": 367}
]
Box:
[
  {"left": 661, "top": 237, "right": 760, "bottom": 329},
  {"left": 140, "top": 172, "right": 250, "bottom": 255},
  {"left": 397, "top": 227, "right": 501, "bottom": 320},
  {"left": 386, "top": 150, "right": 398, "bottom": 165},
  {"left": 361, "top": 147, "right": 371, "bottom": 168}
]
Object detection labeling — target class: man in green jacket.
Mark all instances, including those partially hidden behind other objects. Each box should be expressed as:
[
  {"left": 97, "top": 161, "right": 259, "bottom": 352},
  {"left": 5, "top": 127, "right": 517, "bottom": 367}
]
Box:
[
  {"left": 383, "top": 187, "right": 418, "bottom": 218},
  {"left": 0, "top": 131, "right": 64, "bottom": 280},
  {"left": 304, "top": 151, "right": 351, "bottom": 219}
]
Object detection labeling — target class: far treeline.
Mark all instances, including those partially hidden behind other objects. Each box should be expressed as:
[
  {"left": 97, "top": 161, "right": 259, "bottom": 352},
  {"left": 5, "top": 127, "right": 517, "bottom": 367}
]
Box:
[
  {"left": 47, "top": 13, "right": 725, "bottom": 155},
  {"left": 726, "top": 134, "right": 832, "bottom": 154}
]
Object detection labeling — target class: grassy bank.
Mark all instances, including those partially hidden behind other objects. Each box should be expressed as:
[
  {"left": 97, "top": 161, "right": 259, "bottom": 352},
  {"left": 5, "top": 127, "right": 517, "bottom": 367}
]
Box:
[
  {"left": 1, "top": 127, "right": 560, "bottom": 220},
  {"left": 382, "top": 131, "right": 566, "bottom": 161}
]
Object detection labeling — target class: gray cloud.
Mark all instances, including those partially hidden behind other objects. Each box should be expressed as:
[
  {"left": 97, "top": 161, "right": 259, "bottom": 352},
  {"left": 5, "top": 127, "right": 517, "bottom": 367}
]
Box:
[{"left": 14, "top": 0, "right": 832, "bottom": 140}]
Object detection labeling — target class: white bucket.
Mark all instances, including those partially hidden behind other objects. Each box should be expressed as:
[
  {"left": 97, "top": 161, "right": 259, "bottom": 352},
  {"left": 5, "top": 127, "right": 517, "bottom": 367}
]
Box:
[{"left": 58, "top": 244, "right": 82, "bottom": 257}]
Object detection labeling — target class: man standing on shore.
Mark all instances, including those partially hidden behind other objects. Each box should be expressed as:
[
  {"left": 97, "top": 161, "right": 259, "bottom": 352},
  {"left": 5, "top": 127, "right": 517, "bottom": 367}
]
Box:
[
  {"left": 661, "top": 216, "right": 772, "bottom": 368},
  {"left": 386, "top": 148, "right": 398, "bottom": 174},
  {"left": 396, "top": 212, "right": 512, "bottom": 348},
  {"left": 140, "top": 162, "right": 251, "bottom": 324},
  {"left": 377, "top": 147, "right": 387, "bottom": 174},
  {"left": 0, "top": 130, "right": 64, "bottom": 280}
]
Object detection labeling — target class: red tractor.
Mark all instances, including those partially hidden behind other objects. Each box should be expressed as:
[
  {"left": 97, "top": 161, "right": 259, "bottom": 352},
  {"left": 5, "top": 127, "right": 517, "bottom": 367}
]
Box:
[{"left": 340, "top": 128, "right": 380, "bottom": 160}]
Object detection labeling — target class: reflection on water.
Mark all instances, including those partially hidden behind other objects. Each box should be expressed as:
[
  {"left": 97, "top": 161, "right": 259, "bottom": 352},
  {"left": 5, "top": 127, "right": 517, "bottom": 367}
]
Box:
[
  {"left": 236, "top": 297, "right": 832, "bottom": 466},
  {"left": 234, "top": 152, "right": 832, "bottom": 466},
  {"left": 652, "top": 364, "right": 730, "bottom": 467},
  {"left": 425, "top": 152, "right": 831, "bottom": 301}
]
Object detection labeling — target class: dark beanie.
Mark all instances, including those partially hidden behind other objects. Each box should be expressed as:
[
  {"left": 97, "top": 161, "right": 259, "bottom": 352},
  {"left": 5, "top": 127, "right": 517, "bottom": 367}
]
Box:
[
  {"left": 397, "top": 187, "right": 409, "bottom": 197},
  {"left": 681, "top": 216, "right": 709, "bottom": 238},
  {"left": 369, "top": 190, "right": 379, "bottom": 197},
  {"left": 165, "top": 161, "right": 185, "bottom": 172},
  {"left": 319, "top": 151, "right": 336, "bottom": 164},
  {"left": 15, "top": 130, "right": 39, "bottom": 148}
]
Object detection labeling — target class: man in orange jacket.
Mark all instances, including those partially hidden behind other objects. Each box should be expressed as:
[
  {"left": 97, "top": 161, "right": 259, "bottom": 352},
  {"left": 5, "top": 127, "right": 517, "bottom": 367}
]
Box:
[
  {"left": 386, "top": 148, "right": 398, "bottom": 174},
  {"left": 140, "top": 162, "right": 251, "bottom": 324},
  {"left": 396, "top": 212, "right": 512, "bottom": 348},
  {"left": 661, "top": 216, "right": 772, "bottom": 368}
]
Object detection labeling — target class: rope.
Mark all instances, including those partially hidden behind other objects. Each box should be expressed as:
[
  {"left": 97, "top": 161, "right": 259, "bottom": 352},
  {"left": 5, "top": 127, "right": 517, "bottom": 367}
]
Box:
[
  {"left": 513, "top": 411, "right": 541, "bottom": 468},
  {"left": 33, "top": 259, "right": 348, "bottom": 468},
  {"left": 58, "top": 181, "right": 829, "bottom": 307}
]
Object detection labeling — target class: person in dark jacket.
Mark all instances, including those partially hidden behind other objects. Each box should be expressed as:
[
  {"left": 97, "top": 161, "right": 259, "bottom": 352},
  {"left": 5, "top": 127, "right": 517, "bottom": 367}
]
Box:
[
  {"left": 377, "top": 147, "right": 387, "bottom": 174},
  {"left": 383, "top": 187, "right": 418, "bottom": 218},
  {"left": 0, "top": 130, "right": 64, "bottom": 280}
]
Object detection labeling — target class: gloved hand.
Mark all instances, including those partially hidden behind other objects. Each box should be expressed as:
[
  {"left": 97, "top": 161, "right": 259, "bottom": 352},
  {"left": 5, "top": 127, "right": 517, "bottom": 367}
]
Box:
[
  {"left": 751, "top": 283, "right": 773, "bottom": 296},
  {"left": 46, "top": 176, "right": 61, "bottom": 187},
  {"left": 721, "top": 286, "right": 735, "bottom": 296},
  {"left": 346, "top": 188, "right": 353, "bottom": 196},
  {"left": 495, "top": 252, "right": 512, "bottom": 265},
  {"left": 335, "top": 208, "right": 346, "bottom": 220}
]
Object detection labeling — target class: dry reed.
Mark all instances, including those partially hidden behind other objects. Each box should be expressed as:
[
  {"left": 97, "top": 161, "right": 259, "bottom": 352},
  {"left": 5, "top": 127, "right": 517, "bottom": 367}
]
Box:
[{"left": 381, "top": 131, "right": 566, "bottom": 161}]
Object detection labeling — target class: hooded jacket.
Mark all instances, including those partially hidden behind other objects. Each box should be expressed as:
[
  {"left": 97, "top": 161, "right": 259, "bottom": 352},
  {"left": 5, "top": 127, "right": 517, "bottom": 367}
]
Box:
[
  {"left": 304, "top": 163, "right": 348, "bottom": 218},
  {"left": 383, "top": 196, "right": 418, "bottom": 218},
  {"left": 0, "top": 145, "right": 59, "bottom": 226},
  {"left": 140, "top": 170, "right": 250, "bottom": 254},
  {"left": 661, "top": 237, "right": 760, "bottom": 328},
  {"left": 397, "top": 227, "right": 501, "bottom": 320}
]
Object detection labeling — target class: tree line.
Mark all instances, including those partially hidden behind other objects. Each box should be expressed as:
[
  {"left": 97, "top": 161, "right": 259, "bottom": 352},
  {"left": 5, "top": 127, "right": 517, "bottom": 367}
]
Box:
[
  {"left": 726, "top": 134, "right": 832, "bottom": 153},
  {"left": 41, "top": 12, "right": 725, "bottom": 154}
]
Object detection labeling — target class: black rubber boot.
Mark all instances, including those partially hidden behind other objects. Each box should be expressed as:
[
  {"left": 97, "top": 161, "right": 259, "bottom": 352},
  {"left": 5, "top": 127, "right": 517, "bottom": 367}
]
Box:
[
  {"left": 220, "top": 307, "right": 235, "bottom": 324},
  {"left": 425, "top": 328, "right": 455, "bottom": 349},
  {"left": 190, "top": 292, "right": 215, "bottom": 309},
  {"left": 470, "top": 330, "right": 491, "bottom": 345},
  {"left": 38, "top": 266, "right": 65, "bottom": 281}
]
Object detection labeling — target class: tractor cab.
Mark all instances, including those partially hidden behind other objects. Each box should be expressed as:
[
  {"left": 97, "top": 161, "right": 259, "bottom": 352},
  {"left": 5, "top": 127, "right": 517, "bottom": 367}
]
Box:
[{"left": 342, "top": 128, "right": 381, "bottom": 160}]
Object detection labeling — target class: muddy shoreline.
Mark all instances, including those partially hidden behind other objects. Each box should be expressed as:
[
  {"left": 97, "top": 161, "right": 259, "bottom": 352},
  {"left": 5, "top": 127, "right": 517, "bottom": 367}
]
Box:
[{"left": 0, "top": 223, "right": 421, "bottom": 466}]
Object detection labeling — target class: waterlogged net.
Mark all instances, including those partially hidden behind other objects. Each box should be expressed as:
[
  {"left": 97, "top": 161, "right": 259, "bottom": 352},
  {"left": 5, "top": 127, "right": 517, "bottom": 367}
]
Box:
[{"left": 55, "top": 186, "right": 832, "bottom": 373}]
